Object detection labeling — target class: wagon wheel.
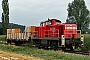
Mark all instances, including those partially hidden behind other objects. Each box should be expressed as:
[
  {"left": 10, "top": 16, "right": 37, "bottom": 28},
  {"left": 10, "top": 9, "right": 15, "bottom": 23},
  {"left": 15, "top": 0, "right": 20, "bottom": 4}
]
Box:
[{"left": 7, "top": 40, "right": 11, "bottom": 44}]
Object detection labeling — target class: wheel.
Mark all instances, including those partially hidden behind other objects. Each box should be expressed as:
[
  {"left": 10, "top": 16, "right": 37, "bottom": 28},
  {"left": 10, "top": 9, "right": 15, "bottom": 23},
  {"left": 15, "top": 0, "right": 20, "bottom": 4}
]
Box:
[
  {"left": 38, "top": 44, "right": 41, "bottom": 49},
  {"left": 7, "top": 40, "right": 11, "bottom": 44},
  {"left": 54, "top": 44, "right": 58, "bottom": 51},
  {"left": 70, "top": 44, "right": 75, "bottom": 51},
  {"left": 46, "top": 46, "right": 49, "bottom": 50},
  {"left": 70, "top": 47, "right": 74, "bottom": 51},
  {"left": 51, "top": 41, "right": 58, "bottom": 51},
  {"left": 62, "top": 47, "right": 66, "bottom": 51}
]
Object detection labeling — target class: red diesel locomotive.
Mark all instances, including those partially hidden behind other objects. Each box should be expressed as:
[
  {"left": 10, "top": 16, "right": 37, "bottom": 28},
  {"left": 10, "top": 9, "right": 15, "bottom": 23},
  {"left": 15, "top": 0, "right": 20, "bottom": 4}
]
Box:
[{"left": 32, "top": 19, "right": 84, "bottom": 50}]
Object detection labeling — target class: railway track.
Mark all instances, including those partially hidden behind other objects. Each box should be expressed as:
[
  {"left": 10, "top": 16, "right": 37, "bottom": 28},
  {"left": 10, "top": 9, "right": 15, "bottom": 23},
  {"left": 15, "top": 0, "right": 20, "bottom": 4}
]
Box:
[
  {"left": 0, "top": 41, "right": 8, "bottom": 45},
  {"left": 0, "top": 41, "right": 22, "bottom": 48},
  {"left": 64, "top": 50, "right": 90, "bottom": 56},
  {"left": 0, "top": 41, "right": 90, "bottom": 56}
]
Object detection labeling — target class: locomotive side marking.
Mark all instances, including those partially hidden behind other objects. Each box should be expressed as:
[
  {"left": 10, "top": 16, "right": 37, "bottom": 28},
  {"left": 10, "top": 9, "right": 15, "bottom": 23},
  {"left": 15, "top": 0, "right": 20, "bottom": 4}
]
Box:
[{"left": 50, "top": 28, "right": 55, "bottom": 32}]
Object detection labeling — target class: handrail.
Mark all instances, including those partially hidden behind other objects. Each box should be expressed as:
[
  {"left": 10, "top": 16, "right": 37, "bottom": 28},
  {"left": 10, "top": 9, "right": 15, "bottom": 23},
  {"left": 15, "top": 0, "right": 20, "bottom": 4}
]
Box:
[
  {"left": 32, "top": 29, "right": 59, "bottom": 38},
  {"left": 44, "top": 29, "right": 59, "bottom": 38},
  {"left": 64, "top": 30, "right": 79, "bottom": 38}
]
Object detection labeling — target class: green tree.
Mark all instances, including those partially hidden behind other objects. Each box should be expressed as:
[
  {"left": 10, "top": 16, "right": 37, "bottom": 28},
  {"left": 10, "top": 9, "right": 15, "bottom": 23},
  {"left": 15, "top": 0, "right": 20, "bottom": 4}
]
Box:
[
  {"left": 2, "top": 0, "right": 9, "bottom": 35},
  {"left": 0, "top": 28, "right": 3, "bottom": 35},
  {"left": 66, "top": 0, "right": 90, "bottom": 34}
]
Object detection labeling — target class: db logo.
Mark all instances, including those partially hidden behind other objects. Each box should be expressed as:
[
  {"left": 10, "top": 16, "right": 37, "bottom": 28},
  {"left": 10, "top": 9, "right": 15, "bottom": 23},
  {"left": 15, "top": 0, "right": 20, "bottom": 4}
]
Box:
[{"left": 50, "top": 28, "right": 55, "bottom": 32}]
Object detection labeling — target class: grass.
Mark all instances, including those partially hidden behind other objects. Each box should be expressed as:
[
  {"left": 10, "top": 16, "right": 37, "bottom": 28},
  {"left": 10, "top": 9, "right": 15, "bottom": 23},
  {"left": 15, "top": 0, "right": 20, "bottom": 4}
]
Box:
[
  {"left": 0, "top": 44, "right": 90, "bottom": 60},
  {"left": 0, "top": 35, "right": 6, "bottom": 42},
  {"left": 0, "top": 35, "right": 90, "bottom": 60}
]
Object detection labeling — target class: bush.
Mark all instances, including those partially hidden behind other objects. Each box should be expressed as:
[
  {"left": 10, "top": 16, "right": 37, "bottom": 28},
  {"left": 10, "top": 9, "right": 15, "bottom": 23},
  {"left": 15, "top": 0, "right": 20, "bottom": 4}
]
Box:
[
  {"left": 0, "top": 35, "right": 6, "bottom": 42},
  {"left": 81, "top": 34, "right": 90, "bottom": 51},
  {"left": 0, "top": 28, "right": 3, "bottom": 35}
]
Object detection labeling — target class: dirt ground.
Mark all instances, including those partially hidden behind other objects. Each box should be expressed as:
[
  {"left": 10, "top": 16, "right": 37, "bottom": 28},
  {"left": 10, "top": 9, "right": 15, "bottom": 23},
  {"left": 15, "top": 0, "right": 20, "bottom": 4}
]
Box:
[{"left": 0, "top": 51, "right": 43, "bottom": 60}]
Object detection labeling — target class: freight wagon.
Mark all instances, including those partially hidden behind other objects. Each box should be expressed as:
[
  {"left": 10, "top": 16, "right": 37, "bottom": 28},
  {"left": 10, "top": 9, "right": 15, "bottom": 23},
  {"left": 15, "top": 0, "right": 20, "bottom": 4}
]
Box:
[
  {"left": 6, "top": 19, "right": 84, "bottom": 50},
  {"left": 7, "top": 26, "right": 36, "bottom": 45}
]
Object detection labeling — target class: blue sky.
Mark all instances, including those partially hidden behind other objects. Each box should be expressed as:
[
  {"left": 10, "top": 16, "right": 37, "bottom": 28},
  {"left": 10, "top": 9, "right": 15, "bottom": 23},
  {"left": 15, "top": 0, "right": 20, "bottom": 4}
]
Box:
[{"left": 0, "top": 0, "right": 90, "bottom": 26}]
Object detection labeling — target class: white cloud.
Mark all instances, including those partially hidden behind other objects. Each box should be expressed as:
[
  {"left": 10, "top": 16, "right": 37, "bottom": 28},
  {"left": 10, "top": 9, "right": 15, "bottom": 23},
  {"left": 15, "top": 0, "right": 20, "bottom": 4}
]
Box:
[{"left": 0, "top": 0, "right": 90, "bottom": 26}]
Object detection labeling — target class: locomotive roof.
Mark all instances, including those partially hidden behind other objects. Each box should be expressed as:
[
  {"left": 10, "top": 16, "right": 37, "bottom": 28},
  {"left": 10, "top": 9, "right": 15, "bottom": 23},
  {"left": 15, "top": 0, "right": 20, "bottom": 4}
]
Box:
[
  {"left": 59, "top": 23, "right": 77, "bottom": 27},
  {"left": 40, "top": 19, "right": 61, "bottom": 23}
]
